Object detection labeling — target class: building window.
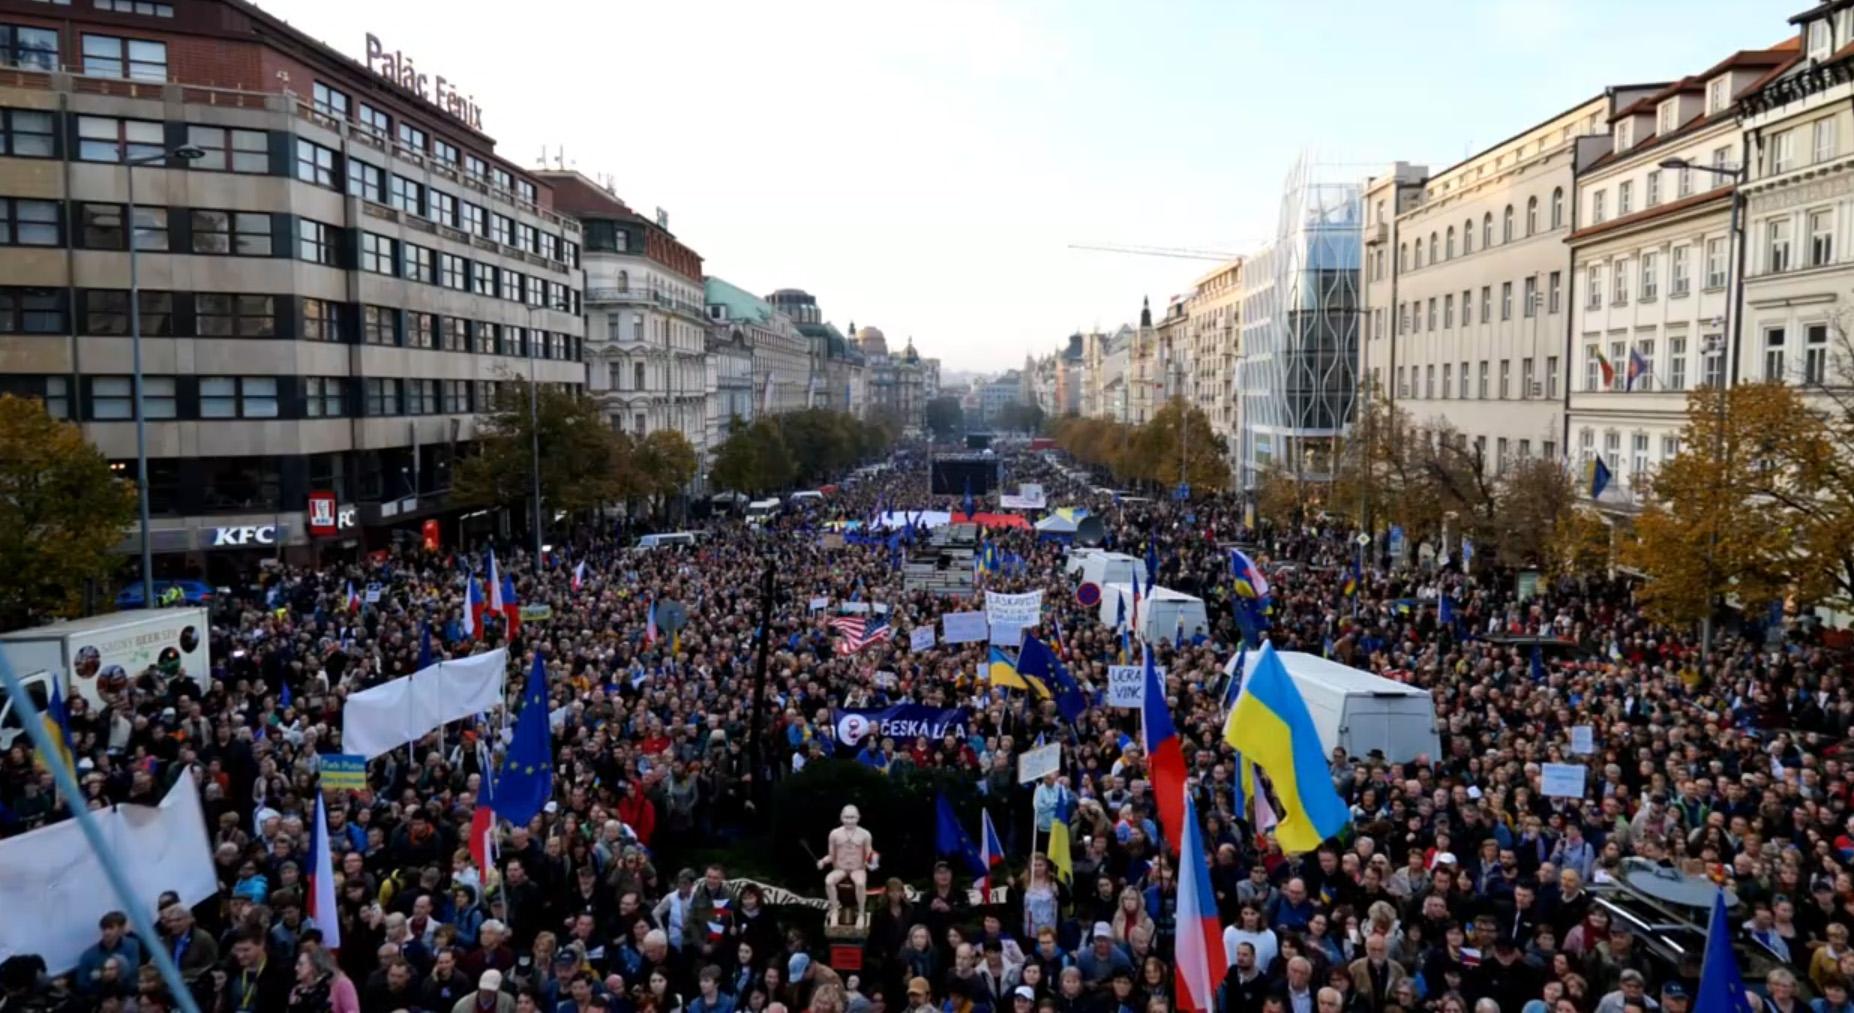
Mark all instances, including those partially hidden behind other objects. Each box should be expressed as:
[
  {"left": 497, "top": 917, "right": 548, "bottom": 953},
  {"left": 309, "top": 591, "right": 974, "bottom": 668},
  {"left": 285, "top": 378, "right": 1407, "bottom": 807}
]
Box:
[
  {"left": 298, "top": 220, "right": 334, "bottom": 265},
  {"left": 77, "top": 115, "right": 161, "bottom": 162},
  {"left": 430, "top": 189, "right": 457, "bottom": 229},
  {"left": 191, "top": 210, "right": 272, "bottom": 256},
  {"left": 1768, "top": 218, "right": 1793, "bottom": 273},
  {"left": 1706, "top": 77, "right": 1729, "bottom": 114},
  {"left": 301, "top": 297, "right": 336, "bottom": 342},
  {"left": 359, "top": 232, "right": 395, "bottom": 274},
  {"left": 1549, "top": 188, "right": 1564, "bottom": 230},
  {"left": 1815, "top": 118, "right": 1839, "bottom": 164},
  {"left": 1546, "top": 356, "right": 1559, "bottom": 398},
  {"left": 304, "top": 377, "right": 345, "bottom": 418},
  {"left": 1502, "top": 205, "right": 1514, "bottom": 242},
  {"left": 1443, "top": 293, "right": 1454, "bottom": 328},
  {"left": 0, "top": 287, "right": 65, "bottom": 333},
  {"left": 439, "top": 253, "right": 467, "bottom": 290},
  {"left": 1619, "top": 181, "right": 1635, "bottom": 216},
  {"left": 185, "top": 125, "right": 268, "bottom": 173},
  {"left": 1445, "top": 227, "right": 1455, "bottom": 259},
  {"left": 199, "top": 376, "right": 277, "bottom": 419},
  {"left": 1631, "top": 432, "right": 1649, "bottom": 484},
  {"left": 1458, "top": 360, "right": 1469, "bottom": 398},
  {"left": 1612, "top": 260, "right": 1630, "bottom": 304},
  {"left": 633, "top": 362, "right": 646, "bottom": 390},
  {"left": 1585, "top": 343, "right": 1601, "bottom": 391},
  {"left": 293, "top": 138, "right": 336, "bottom": 188},
  {"left": 1772, "top": 130, "right": 1797, "bottom": 173},
  {"left": 1478, "top": 360, "right": 1489, "bottom": 399},
  {"left": 1495, "top": 359, "right": 1509, "bottom": 399},
  {"left": 1702, "top": 334, "right": 1725, "bottom": 388},
  {"left": 1521, "top": 357, "right": 1535, "bottom": 398},
  {"left": 1441, "top": 363, "right": 1452, "bottom": 398},
  {"left": 362, "top": 305, "right": 394, "bottom": 345},
  {"left": 1424, "top": 364, "right": 1434, "bottom": 399},
  {"left": 1462, "top": 219, "right": 1473, "bottom": 254},
  {"left": 442, "top": 379, "right": 471, "bottom": 414},
  {"left": 1640, "top": 252, "right": 1658, "bottom": 301},
  {"left": 1496, "top": 437, "right": 1509, "bottom": 474},
  {"left": 91, "top": 376, "right": 132, "bottom": 419},
  {"left": 1669, "top": 336, "right": 1687, "bottom": 391},
  {"left": 1636, "top": 340, "right": 1656, "bottom": 391},
  {"left": 84, "top": 290, "right": 169, "bottom": 335},
  {"left": 1604, "top": 431, "right": 1620, "bottom": 474},
  {"left": 405, "top": 244, "right": 434, "bottom": 283},
  {"left": 389, "top": 175, "right": 423, "bottom": 216},
  {"left": 431, "top": 137, "right": 459, "bottom": 165},
  {"left": 1523, "top": 276, "right": 1537, "bottom": 318},
  {"left": 1, "top": 109, "right": 55, "bottom": 157},
  {"left": 365, "top": 378, "right": 402, "bottom": 417},
  {"left": 1657, "top": 101, "right": 1676, "bottom": 137},
  {"left": 1526, "top": 197, "right": 1538, "bottom": 236},
  {"left": 407, "top": 311, "right": 435, "bottom": 349},
  {"left": 478, "top": 322, "right": 500, "bottom": 354},
  {"left": 356, "top": 103, "right": 389, "bottom": 140},
  {"left": 347, "top": 159, "right": 384, "bottom": 203},
  {"left": 406, "top": 379, "right": 437, "bottom": 415},
  {"left": 1413, "top": 239, "right": 1424, "bottom": 269},
  {"left": 1807, "top": 323, "right": 1830, "bottom": 384},
  {"left": 1678, "top": 165, "right": 1693, "bottom": 198},
  {"left": 1646, "top": 170, "right": 1661, "bottom": 207},
  {"left": 197, "top": 294, "right": 276, "bottom": 338},
  {"left": 464, "top": 154, "right": 487, "bottom": 180},
  {"left": 0, "top": 197, "right": 58, "bottom": 246},
  {"left": 1670, "top": 246, "right": 1690, "bottom": 297},
  {"left": 517, "top": 179, "right": 537, "bottom": 205},
  {"left": 1472, "top": 286, "right": 1485, "bottom": 324},
  {"left": 1811, "top": 209, "right": 1835, "bottom": 267},
  {"left": 461, "top": 201, "right": 486, "bottom": 236},
  {"left": 397, "top": 121, "right": 427, "bottom": 153},
  {"left": 1705, "top": 238, "right": 1727, "bottom": 288},
  {"left": 472, "top": 262, "right": 497, "bottom": 297},
  {"left": 1, "top": 25, "right": 58, "bottom": 70},
  {"left": 1548, "top": 271, "right": 1562, "bottom": 313},
  {"left": 312, "top": 81, "right": 349, "bottom": 120},
  {"left": 1426, "top": 297, "right": 1436, "bottom": 331},
  {"left": 443, "top": 316, "right": 468, "bottom": 351},
  {"left": 82, "top": 33, "right": 166, "bottom": 80},
  {"left": 1765, "top": 327, "right": 1786, "bottom": 381},
  {"left": 1661, "top": 435, "right": 1680, "bottom": 465},
  {"left": 491, "top": 214, "right": 513, "bottom": 247},
  {"left": 1591, "top": 190, "right": 1606, "bottom": 224},
  {"left": 1500, "top": 281, "right": 1513, "bottom": 320},
  {"left": 1482, "top": 213, "right": 1493, "bottom": 248}
]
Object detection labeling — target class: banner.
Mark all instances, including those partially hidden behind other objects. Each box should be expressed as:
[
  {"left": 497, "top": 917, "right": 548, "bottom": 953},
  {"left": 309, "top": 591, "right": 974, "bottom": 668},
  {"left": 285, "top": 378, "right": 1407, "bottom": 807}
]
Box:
[
  {"left": 1017, "top": 742, "right": 1061, "bottom": 783},
  {"left": 833, "top": 705, "right": 970, "bottom": 754},
  {"left": 518, "top": 604, "right": 553, "bottom": 622},
  {"left": 808, "top": 596, "right": 830, "bottom": 612},
  {"left": 320, "top": 754, "right": 367, "bottom": 791},
  {"left": 0, "top": 770, "right": 217, "bottom": 972},
  {"left": 1106, "top": 665, "right": 1148, "bottom": 707},
  {"left": 985, "top": 590, "right": 1043, "bottom": 629},
  {"left": 942, "top": 611, "right": 990, "bottom": 644},
  {"left": 342, "top": 648, "right": 508, "bottom": 758},
  {"left": 909, "top": 626, "right": 936, "bottom": 652},
  {"left": 840, "top": 602, "right": 871, "bottom": 615},
  {"left": 989, "top": 623, "right": 1022, "bottom": 646}
]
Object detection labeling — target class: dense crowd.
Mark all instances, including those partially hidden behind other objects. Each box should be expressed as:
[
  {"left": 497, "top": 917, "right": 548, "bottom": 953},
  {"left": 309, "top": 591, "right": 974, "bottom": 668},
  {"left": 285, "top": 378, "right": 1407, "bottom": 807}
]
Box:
[{"left": 0, "top": 443, "right": 1845, "bottom": 1013}]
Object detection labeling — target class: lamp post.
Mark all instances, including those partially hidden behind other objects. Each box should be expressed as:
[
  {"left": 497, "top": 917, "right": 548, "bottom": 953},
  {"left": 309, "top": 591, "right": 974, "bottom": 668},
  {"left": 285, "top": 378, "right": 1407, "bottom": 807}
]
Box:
[
  {"left": 127, "top": 144, "right": 204, "bottom": 608},
  {"left": 1658, "top": 157, "right": 1747, "bottom": 662}
]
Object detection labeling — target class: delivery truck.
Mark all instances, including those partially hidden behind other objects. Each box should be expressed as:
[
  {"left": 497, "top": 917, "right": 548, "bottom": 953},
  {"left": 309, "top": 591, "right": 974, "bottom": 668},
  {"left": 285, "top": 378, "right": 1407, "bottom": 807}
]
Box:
[{"left": 0, "top": 608, "right": 211, "bottom": 716}]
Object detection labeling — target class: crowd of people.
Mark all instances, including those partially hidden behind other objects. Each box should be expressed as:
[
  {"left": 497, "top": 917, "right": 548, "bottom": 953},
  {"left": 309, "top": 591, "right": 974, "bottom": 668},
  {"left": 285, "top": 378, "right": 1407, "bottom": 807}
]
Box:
[{"left": 0, "top": 441, "right": 1845, "bottom": 1013}]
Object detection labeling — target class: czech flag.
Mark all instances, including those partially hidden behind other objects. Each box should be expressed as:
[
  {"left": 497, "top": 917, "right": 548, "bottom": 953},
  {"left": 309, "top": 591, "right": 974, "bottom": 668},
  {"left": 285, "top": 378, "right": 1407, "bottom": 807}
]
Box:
[
  {"left": 645, "top": 599, "right": 659, "bottom": 644},
  {"left": 1140, "top": 644, "right": 1187, "bottom": 854},
  {"left": 309, "top": 787, "right": 342, "bottom": 951},
  {"left": 483, "top": 549, "right": 504, "bottom": 631},
  {"left": 572, "top": 560, "right": 586, "bottom": 592},
  {"left": 979, "top": 808, "right": 1004, "bottom": 898},
  {"left": 501, "top": 573, "right": 522, "bottom": 642},
  {"left": 469, "top": 753, "right": 498, "bottom": 874},
  {"left": 461, "top": 577, "right": 483, "bottom": 640},
  {"left": 1174, "top": 786, "right": 1225, "bottom": 1011},
  {"left": 344, "top": 580, "right": 361, "bottom": 613}
]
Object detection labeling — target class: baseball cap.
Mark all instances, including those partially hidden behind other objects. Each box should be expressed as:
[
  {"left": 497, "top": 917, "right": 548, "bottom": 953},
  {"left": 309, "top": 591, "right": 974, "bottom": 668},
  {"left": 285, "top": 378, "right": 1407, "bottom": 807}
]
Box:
[
  {"left": 1092, "top": 921, "right": 1113, "bottom": 939},
  {"left": 908, "top": 977, "right": 931, "bottom": 998},
  {"left": 1015, "top": 986, "right": 1036, "bottom": 1000},
  {"left": 1662, "top": 984, "right": 1688, "bottom": 999},
  {"left": 789, "top": 953, "right": 811, "bottom": 979},
  {"left": 479, "top": 969, "right": 503, "bottom": 990}
]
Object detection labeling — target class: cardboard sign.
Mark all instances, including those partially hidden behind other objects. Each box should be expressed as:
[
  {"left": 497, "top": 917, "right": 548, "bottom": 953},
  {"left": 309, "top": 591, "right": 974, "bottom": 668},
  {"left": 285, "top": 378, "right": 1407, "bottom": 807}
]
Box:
[
  {"left": 518, "top": 604, "right": 553, "bottom": 622},
  {"left": 1569, "top": 725, "right": 1595, "bottom": 755},
  {"left": 320, "top": 754, "right": 368, "bottom": 792},
  {"left": 989, "top": 623, "right": 1023, "bottom": 646},
  {"left": 1106, "top": 665, "right": 1148, "bottom": 708},
  {"left": 1017, "top": 742, "right": 1061, "bottom": 784},
  {"left": 1541, "top": 762, "right": 1588, "bottom": 799},
  {"left": 808, "top": 596, "right": 829, "bottom": 612},
  {"left": 909, "top": 626, "right": 936, "bottom": 652},
  {"left": 363, "top": 582, "right": 384, "bottom": 604},
  {"left": 985, "top": 590, "right": 1043, "bottom": 628},
  {"left": 942, "top": 611, "right": 989, "bottom": 644}
]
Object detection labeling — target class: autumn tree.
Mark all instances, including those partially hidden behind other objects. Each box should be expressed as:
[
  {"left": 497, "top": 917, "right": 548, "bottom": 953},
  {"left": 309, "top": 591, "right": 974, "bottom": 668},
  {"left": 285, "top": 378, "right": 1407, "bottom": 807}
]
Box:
[
  {"left": 634, "top": 429, "right": 698, "bottom": 502},
  {"left": 452, "top": 379, "right": 633, "bottom": 519},
  {"left": 1120, "top": 399, "right": 1230, "bottom": 494},
  {"left": 924, "top": 396, "right": 964, "bottom": 441},
  {"left": 1491, "top": 458, "right": 1582, "bottom": 567},
  {"left": 0, "top": 395, "right": 136, "bottom": 629}
]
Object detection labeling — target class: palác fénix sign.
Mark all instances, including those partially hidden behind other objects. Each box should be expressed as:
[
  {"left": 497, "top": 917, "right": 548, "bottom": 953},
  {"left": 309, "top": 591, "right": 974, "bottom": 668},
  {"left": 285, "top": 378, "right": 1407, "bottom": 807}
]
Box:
[{"left": 365, "top": 34, "right": 484, "bottom": 132}]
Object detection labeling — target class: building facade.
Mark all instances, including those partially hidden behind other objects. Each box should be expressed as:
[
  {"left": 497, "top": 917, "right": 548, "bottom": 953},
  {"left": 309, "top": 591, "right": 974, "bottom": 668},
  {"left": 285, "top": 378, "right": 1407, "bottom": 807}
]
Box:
[
  {"left": 1186, "top": 259, "right": 1243, "bottom": 462},
  {"left": 707, "top": 277, "right": 809, "bottom": 417},
  {"left": 0, "top": 0, "right": 585, "bottom": 577},
  {"left": 1569, "top": 45, "right": 1795, "bottom": 508}
]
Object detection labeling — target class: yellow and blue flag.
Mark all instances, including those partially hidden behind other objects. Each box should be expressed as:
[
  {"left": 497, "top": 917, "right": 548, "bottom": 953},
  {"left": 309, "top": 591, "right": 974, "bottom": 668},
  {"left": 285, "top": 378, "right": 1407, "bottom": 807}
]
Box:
[
  {"left": 987, "top": 646, "right": 1049, "bottom": 698},
  {"left": 1221, "top": 643, "right": 1350, "bottom": 853},
  {"left": 1047, "top": 813, "right": 1074, "bottom": 884},
  {"left": 34, "top": 681, "right": 74, "bottom": 776}
]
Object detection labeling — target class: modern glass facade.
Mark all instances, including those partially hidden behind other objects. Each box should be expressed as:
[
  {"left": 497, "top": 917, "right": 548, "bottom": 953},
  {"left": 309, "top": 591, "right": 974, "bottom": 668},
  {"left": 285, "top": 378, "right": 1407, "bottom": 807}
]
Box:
[{"left": 1237, "top": 156, "right": 1363, "bottom": 491}]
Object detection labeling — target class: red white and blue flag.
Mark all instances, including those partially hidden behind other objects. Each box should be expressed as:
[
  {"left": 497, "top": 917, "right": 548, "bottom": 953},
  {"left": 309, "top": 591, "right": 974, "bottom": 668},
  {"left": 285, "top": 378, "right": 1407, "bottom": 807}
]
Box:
[
  {"left": 829, "top": 615, "right": 892, "bottom": 655},
  {"left": 572, "top": 560, "right": 587, "bottom": 592},
  {"left": 461, "top": 577, "right": 483, "bottom": 639},
  {"left": 1174, "top": 786, "right": 1225, "bottom": 1011},
  {"left": 1140, "top": 643, "right": 1188, "bottom": 854},
  {"left": 308, "top": 788, "right": 342, "bottom": 951},
  {"left": 500, "top": 573, "right": 522, "bottom": 642},
  {"left": 344, "top": 580, "right": 361, "bottom": 613},
  {"left": 645, "top": 599, "right": 659, "bottom": 643},
  {"left": 979, "top": 808, "right": 1004, "bottom": 897},
  {"left": 483, "top": 549, "right": 504, "bottom": 632}
]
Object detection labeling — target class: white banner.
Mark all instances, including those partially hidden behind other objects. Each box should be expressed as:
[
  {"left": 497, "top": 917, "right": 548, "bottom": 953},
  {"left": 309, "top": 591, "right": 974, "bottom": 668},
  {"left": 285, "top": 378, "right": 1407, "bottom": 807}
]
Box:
[
  {"left": 942, "top": 611, "right": 990, "bottom": 644},
  {"left": 1017, "top": 742, "right": 1061, "bottom": 783},
  {"left": 1540, "top": 762, "right": 1588, "bottom": 799},
  {"left": 1106, "top": 665, "right": 1148, "bottom": 708},
  {"left": 985, "top": 590, "right": 1043, "bottom": 629},
  {"left": 808, "top": 596, "right": 829, "bottom": 612},
  {"left": 342, "top": 649, "right": 508, "bottom": 759},
  {"left": 0, "top": 770, "right": 217, "bottom": 973},
  {"left": 909, "top": 626, "right": 936, "bottom": 652},
  {"left": 989, "top": 623, "right": 1023, "bottom": 646},
  {"left": 839, "top": 602, "right": 871, "bottom": 614}
]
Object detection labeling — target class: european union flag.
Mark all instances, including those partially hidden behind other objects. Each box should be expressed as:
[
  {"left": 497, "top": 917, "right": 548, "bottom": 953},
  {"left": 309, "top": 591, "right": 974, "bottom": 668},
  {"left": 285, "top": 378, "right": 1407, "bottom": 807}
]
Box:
[
  {"left": 418, "top": 620, "right": 435, "bottom": 670},
  {"left": 492, "top": 651, "right": 554, "bottom": 826},
  {"left": 1694, "top": 889, "right": 1755, "bottom": 1013},
  {"left": 1438, "top": 594, "right": 1455, "bottom": 628},
  {"left": 1145, "top": 540, "right": 1160, "bottom": 587},
  {"left": 1021, "top": 633, "right": 1085, "bottom": 725},
  {"left": 934, "top": 792, "right": 986, "bottom": 878},
  {"left": 1590, "top": 457, "right": 1613, "bottom": 500}
]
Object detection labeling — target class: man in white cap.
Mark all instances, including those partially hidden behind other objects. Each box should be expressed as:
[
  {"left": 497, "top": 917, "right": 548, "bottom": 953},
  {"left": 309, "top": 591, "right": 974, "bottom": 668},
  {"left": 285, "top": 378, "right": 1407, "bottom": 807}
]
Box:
[
  {"left": 1073, "top": 922, "right": 1132, "bottom": 991},
  {"left": 450, "top": 968, "right": 514, "bottom": 1013}
]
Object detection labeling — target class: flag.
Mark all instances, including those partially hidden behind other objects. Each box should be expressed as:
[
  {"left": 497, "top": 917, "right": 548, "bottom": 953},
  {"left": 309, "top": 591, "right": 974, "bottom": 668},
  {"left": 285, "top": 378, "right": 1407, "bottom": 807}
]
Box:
[
  {"left": 934, "top": 793, "right": 987, "bottom": 879},
  {"left": 962, "top": 476, "right": 975, "bottom": 519},
  {"left": 461, "top": 577, "right": 482, "bottom": 639},
  {"left": 572, "top": 560, "right": 586, "bottom": 591},
  {"left": 646, "top": 599, "right": 659, "bottom": 643},
  {"left": 1229, "top": 548, "right": 1270, "bottom": 599},
  {"left": 1221, "top": 648, "right": 1246, "bottom": 715},
  {"left": 344, "top": 580, "right": 361, "bottom": 613},
  {"left": 1590, "top": 457, "right": 1613, "bottom": 500},
  {"left": 828, "top": 615, "right": 893, "bottom": 655},
  {"left": 1341, "top": 561, "right": 1359, "bottom": 597},
  {"left": 987, "top": 645, "right": 1049, "bottom": 697},
  {"left": 468, "top": 771, "right": 496, "bottom": 875},
  {"left": 308, "top": 788, "right": 342, "bottom": 951},
  {"left": 1596, "top": 348, "right": 1616, "bottom": 388},
  {"left": 1021, "top": 634, "right": 1084, "bottom": 724},
  {"left": 418, "top": 621, "right": 435, "bottom": 670},
  {"left": 1626, "top": 347, "right": 1650, "bottom": 390},
  {"left": 1460, "top": 537, "right": 1475, "bottom": 571},
  {"left": 979, "top": 809, "right": 1004, "bottom": 897},
  {"left": 492, "top": 652, "right": 554, "bottom": 827},
  {"left": 1530, "top": 644, "right": 1547, "bottom": 682},
  {"left": 279, "top": 681, "right": 292, "bottom": 710},
  {"left": 1140, "top": 645, "right": 1187, "bottom": 853},
  {"left": 484, "top": 549, "right": 504, "bottom": 625},
  {"left": 1222, "top": 644, "right": 1351, "bottom": 853},
  {"left": 1439, "top": 594, "right": 1455, "bottom": 629},
  {"left": 1115, "top": 591, "right": 1127, "bottom": 633},
  {"left": 1232, "top": 753, "right": 1249, "bottom": 823},
  {"left": 1175, "top": 786, "right": 1226, "bottom": 1012},
  {"left": 1145, "top": 540, "right": 1160, "bottom": 589},
  {"left": 1048, "top": 814, "right": 1073, "bottom": 885},
  {"left": 1252, "top": 774, "right": 1279, "bottom": 835},
  {"left": 1131, "top": 576, "right": 1143, "bottom": 641},
  {"left": 500, "top": 573, "right": 522, "bottom": 642},
  {"left": 33, "top": 681, "right": 74, "bottom": 776},
  {"left": 1694, "top": 889, "right": 1756, "bottom": 1013}
]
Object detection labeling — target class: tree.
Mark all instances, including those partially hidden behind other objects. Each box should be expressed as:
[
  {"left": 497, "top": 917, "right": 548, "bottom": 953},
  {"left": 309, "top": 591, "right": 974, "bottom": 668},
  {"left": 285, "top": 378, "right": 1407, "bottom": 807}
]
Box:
[
  {"left": 1120, "top": 399, "right": 1229, "bottom": 494},
  {"left": 924, "top": 397, "right": 964, "bottom": 441},
  {"left": 710, "top": 417, "right": 760, "bottom": 495},
  {"left": 452, "top": 379, "right": 633, "bottom": 517},
  {"left": 1490, "top": 458, "right": 1581, "bottom": 567},
  {"left": 0, "top": 395, "right": 136, "bottom": 629},
  {"left": 995, "top": 401, "right": 1046, "bottom": 435}
]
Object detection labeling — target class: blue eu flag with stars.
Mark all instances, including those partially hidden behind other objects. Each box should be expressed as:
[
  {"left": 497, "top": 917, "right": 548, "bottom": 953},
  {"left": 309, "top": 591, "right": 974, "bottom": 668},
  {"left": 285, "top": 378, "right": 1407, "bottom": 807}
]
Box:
[{"left": 492, "top": 651, "right": 553, "bottom": 826}]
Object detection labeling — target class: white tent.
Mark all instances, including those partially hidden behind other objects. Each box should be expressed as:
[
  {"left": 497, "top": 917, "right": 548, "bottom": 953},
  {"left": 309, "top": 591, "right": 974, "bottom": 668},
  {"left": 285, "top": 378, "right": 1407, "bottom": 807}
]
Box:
[
  {"left": 1065, "top": 547, "right": 1102, "bottom": 576},
  {"left": 1272, "top": 652, "right": 1440, "bottom": 763},
  {"left": 1080, "top": 551, "right": 1147, "bottom": 590},
  {"left": 1034, "top": 513, "right": 1079, "bottom": 539},
  {"left": 1096, "top": 583, "right": 1208, "bottom": 641}
]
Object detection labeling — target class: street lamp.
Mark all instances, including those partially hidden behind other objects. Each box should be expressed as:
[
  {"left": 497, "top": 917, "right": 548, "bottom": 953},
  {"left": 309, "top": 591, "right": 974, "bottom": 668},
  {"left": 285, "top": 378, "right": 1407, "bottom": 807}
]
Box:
[
  {"left": 1659, "top": 157, "right": 1746, "bottom": 662},
  {"left": 127, "top": 144, "right": 204, "bottom": 608}
]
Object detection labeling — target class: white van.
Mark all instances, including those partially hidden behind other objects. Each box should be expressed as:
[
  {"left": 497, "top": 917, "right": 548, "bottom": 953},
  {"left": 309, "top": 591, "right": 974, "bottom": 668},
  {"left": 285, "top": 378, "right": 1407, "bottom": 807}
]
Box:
[
  {"left": 788, "top": 490, "right": 826, "bottom": 505},
  {"left": 1273, "top": 652, "right": 1441, "bottom": 763},
  {"left": 635, "top": 531, "right": 702, "bottom": 550},
  {"left": 0, "top": 670, "right": 57, "bottom": 750}
]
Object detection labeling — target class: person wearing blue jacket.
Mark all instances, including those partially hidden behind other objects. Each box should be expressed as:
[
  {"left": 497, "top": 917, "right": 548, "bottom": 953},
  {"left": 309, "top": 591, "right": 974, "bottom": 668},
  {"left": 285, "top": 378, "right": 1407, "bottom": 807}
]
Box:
[{"left": 74, "top": 912, "right": 143, "bottom": 998}]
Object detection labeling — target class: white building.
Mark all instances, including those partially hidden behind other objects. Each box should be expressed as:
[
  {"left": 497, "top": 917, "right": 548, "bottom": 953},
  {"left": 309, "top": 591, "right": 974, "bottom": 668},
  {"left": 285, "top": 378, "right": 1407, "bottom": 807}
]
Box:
[
  {"left": 706, "top": 278, "right": 811, "bottom": 416},
  {"left": 1568, "top": 44, "right": 1796, "bottom": 508}
]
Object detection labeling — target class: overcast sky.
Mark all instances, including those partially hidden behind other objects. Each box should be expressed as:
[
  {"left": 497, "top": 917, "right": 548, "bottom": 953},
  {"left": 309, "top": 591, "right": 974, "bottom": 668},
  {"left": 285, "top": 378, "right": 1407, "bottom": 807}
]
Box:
[{"left": 266, "top": 0, "right": 1786, "bottom": 374}]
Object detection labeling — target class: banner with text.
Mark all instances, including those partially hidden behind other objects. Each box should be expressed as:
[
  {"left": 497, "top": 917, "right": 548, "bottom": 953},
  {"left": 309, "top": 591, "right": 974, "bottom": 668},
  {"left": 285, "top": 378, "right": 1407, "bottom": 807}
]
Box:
[
  {"left": 833, "top": 705, "right": 971, "bottom": 754},
  {"left": 942, "top": 611, "right": 990, "bottom": 644},
  {"left": 984, "top": 590, "right": 1043, "bottom": 629}
]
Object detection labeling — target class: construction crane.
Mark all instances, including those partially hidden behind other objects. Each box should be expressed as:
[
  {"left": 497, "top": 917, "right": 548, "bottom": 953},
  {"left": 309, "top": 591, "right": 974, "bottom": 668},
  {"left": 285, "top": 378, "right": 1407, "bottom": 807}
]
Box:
[{"left": 1067, "top": 242, "right": 1240, "bottom": 262}]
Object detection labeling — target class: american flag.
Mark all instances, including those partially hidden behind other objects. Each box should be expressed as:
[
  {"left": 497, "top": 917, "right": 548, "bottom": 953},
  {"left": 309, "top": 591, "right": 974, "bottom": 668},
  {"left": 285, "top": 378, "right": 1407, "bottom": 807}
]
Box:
[{"left": 828, "top": 615, "right": 892, "bottom": 655}]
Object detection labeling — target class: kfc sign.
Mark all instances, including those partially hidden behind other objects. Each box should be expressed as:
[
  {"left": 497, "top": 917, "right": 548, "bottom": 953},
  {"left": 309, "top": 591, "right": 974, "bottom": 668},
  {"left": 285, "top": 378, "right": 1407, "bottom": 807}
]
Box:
[
  {"left": 307, "top": 491, "right": 337, "bottom": 537},
  {"left": 207, "top": 525, "right": 280, "bottom": 548},
  {"left": 338, "top": 505, "right": 358, "bottom": 531}
]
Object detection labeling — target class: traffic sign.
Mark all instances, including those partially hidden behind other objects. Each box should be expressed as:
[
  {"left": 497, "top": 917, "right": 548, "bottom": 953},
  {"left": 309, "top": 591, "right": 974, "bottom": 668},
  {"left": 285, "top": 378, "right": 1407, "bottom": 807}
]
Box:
[{"left": 1076, "top": 581, "right": 1102, "bottom": 607}]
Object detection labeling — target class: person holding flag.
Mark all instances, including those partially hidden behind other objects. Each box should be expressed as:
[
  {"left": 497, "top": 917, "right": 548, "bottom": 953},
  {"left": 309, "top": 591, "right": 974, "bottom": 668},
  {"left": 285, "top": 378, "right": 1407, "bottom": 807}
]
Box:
[{"left": 571, "top": 559, "right": 587, "bottom": 592}]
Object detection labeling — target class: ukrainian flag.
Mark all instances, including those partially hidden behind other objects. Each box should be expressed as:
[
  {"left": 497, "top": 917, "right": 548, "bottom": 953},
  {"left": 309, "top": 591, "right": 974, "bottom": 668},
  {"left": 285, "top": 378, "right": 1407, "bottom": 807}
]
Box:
[
  {"left": 34, "top": 681, "right": 74, "bottom": 776},
  {"left": 1221, "top": 643, "right": 1350, "bottom": 853},
  {"left": 987, "top": 646, "right": 1049, "bottom": 698},
  {"left": 1047, "top": 815, "right": 1074, "bottom": 884}
]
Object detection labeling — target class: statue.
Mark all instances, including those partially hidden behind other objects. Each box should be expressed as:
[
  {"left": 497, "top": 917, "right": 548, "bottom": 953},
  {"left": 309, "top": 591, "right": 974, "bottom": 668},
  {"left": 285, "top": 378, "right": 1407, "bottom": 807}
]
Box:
[{"left": 818, "top": 804, "right": 874, "bottom": 925}]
